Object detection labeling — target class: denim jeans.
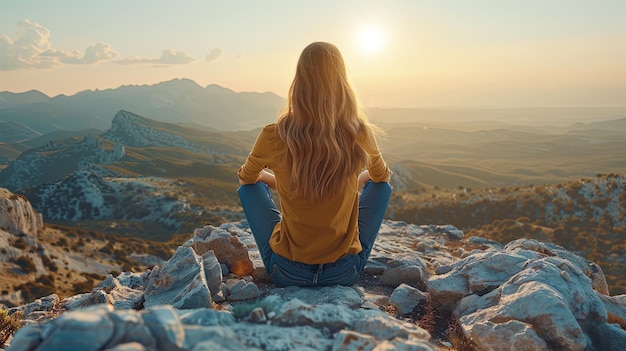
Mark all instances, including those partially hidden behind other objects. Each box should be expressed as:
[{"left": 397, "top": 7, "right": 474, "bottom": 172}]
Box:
[{"left": 237, "top": 180, "right": 392, "bottom": 287}]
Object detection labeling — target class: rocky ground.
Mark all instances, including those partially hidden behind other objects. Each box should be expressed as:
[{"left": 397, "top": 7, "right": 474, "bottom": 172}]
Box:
[{"left": 3, "top": 219, "right": 626, "bottom": 351}]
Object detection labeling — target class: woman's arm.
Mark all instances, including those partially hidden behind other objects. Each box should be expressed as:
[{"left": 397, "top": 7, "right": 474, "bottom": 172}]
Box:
[{"left": 239, "top": 169, "right": 276, "bottom": 190}]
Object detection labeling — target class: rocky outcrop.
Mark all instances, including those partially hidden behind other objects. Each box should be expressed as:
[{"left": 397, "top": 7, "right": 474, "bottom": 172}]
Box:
[
  {"left": 0, "top": 188, "right": 42, "bottom": 236},
  {"left": 0, "top": 136, "right": 124, "bottom": 191},
  {"left": 4, "top": 220, "right": 626, "bottom": 350},
  {"left": 22, "top": 172, "right": 199, "bottom": 232},
  {"left": 430, "top": 238, "right": 624, "bottom": 350},
  {"left": 101, "top": 110, "right": 229, "bottom": 158}
]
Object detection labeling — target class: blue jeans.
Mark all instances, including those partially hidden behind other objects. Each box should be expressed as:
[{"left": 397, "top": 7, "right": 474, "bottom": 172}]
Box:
[{"left": 237, "top": 180, "right": 392, "bottom": 286}]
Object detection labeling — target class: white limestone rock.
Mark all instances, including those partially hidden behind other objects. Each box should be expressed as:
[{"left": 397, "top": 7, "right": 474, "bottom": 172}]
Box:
[
  {"left": 462, "top": 320, "right": 549, "bottom": 351},
  {"left": 389, "top": 283, "right": 428, "bottom": 315},
  {"left": 144, "top": 246, "right": 213, "bottom": 310},
  {"left": 0, "top": 188, "right": 43, "bottom": 236}
]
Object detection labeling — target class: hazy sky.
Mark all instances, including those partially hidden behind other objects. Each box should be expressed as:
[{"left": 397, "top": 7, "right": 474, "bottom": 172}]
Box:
[{"left": 1, "top": 0, "right": 625, "bottom": 107}]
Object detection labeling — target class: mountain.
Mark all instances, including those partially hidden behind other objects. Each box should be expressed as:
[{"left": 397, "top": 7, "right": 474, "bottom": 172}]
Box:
[
  {"left": 0, "top": 78, "right": 284, "bottom": 136},
  {"left": 0, "top": 110, "right": 257, "bottom": 239},
  {"left": 0, "top": 90, "right": 49, "bottom": 108}
]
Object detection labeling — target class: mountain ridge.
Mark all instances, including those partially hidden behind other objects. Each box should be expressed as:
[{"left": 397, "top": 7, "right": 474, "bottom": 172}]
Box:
[{"left": 0, "top": 78, "right": 284, "bottom": 133}]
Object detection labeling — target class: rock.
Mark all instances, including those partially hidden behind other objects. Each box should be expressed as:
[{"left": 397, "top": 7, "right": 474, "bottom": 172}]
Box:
[
  {"left": 251, "top": 267, "right": 270, "bottom": 283},
  {"left": 11, "top": 304, "right": 116, "bottom": 351},
  {"left": 467, "top": 236, "right": 503, "bottom": 249},
  {"left": 144, "top": 246, "right": 213, "bottom": 309},
  {"left": 587, "top": 322, "right": 626, "bottom": 351},
  {"left": 201, "top": 251, "right": 224, "bottom": 300},
  {"left": 105, "top": 309, "right": 156, "bottom": 349},
  {"left": 178, "top": 309, "right": 236, "bottom": 327},
  {"left": 230, "top": 323, "right": 331, "bottom": 350},
  {"left": 186, "top": 226, "right": 254, "bottom": 276},
  {"left": 380, "top": 258, "right": 429, "bottom": 288},
  {"left": 433, "top": 224, "right": 464, "bottom": 240},
  {"left": 0, "top": 188, "right": 43, "bottom": 236},
  {"left": 90, "top": 275, "right": 144, "bottom": 310},
  {"left": 505, "top": 238, "right": 610, "bottom": 295},
  {"left": 332, "top": 330, "right": 377, "bottom": 351},
  {"left": 272, "top": 298, "right": 353, "bottom": 333},
  {"left": 273, "top": 285, "right": 363, "bottom": 307},
  {"left": 184, "top": 326, "right": 251, "bottom": 351},
  {"left": 452, "top": 253, "right": 616, "bottom": 350},
  {"left": 352, "top": 309, "right": 430, "bottom": 341},
  {"left": 142, "top": 305, "right": 185, "bottom": 351},
  {"left": 598, "top": 293, "right": 626, "bottom": 329},
  {"left": 429, "top": 250, "right": 535, "bottom": 308},
  {"left": 8, "top": 294, "right": 59, "bottom": 322},
  {"left": 389, "top": 283, "right": 428, "bottom": 315},
  {"left": 463, "top": 320, "right": 549, "bottom": 351},
  {"left": 247, "top": 307, "right": 267, "bottom": 323},
  {"left": 224, "top": 279, "right": 261, "bottom": 301},
  {"left": 116, "top": 270, "right": 152, "bottom": 290}
]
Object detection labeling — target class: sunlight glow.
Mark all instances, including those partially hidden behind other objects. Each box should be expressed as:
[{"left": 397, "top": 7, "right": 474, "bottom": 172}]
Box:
[{"left": 358, "top": 26, "right": 385, "bottom": 54}]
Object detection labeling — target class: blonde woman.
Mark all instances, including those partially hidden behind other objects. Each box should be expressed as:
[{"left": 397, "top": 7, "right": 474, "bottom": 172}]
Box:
[{"left": 237, "top": 42, "right": 392, "bottom": 286}]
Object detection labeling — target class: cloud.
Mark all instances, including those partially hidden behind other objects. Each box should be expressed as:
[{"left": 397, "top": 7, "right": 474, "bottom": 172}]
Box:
[
  {"left": 41, "top": 43, "right": 118, "bottom": 64},
  {"left": 0, "top": 20, "right": 56, "bottom": 70},
  {"left": 205, "top": 48, "right": 223, "bottom": 63},
  {"left": 116, "top": 50, "right": 195, "bottom": 65},
  {"left": 0, "top": 19, "right": 118, "bottom": 70}
]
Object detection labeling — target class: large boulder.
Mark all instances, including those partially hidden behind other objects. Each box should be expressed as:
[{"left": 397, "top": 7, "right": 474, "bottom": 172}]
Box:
[
  {"left": 144, "top": 246, "right": 222, "bottom": 309},
  {"left": 185, "top": 225, "right": 254, "bottom": 276},
  {"left": 429, "top": 238, "right": 626, "bottom": 350}
]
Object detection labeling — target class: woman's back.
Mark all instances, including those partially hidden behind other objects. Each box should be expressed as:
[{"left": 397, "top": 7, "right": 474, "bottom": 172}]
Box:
[{"left": 237, "top": 41, "right": 392, "bottom": 286}]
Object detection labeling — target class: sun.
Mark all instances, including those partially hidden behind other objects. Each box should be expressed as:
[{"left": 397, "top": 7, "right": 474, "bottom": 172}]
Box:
[{"left": 358, "top": 26, "right": 385, "bottom": 54}]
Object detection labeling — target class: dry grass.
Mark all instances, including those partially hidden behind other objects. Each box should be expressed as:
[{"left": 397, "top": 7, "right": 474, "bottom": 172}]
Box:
[
  {"left": 446, "top": 319, "right": 477, "bottom": 351},
  {"left": 0, "top": 310, "right": 22, "bottom": 345}
]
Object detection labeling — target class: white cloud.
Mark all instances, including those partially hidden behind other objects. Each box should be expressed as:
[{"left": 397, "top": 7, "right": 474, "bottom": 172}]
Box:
[
  {"left": 116, "top": 50, "right": 195, "bottom": 65},
  {"left": 41, "top": 43, "right": 118, "bottom": 65},
  {"left": 205, "top": 48, "right": 223, "bottom": 63},
  {"left": 0, "top": 20, "right": 56, "bottom": 70},
  {"left": 0, "top": 20, "right": 118, "bottom": 70}
]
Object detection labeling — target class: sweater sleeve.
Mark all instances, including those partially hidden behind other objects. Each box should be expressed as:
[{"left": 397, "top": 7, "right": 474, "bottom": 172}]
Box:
[
  {"left": 237, "top": 125, "right": 275, "bottom": 183},
  {"left": 365, "top": 131, "right": 392, "bottom": 183}
]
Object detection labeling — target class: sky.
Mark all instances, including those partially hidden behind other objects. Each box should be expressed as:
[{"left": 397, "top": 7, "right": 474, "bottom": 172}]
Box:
[{"left": 1, "top": 0, "right": 626, "bottom": 108}]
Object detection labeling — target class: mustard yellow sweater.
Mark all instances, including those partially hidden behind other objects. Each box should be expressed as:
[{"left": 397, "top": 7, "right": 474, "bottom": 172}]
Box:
[{"left": 238, "top": 123, "right": 391, "bottom": 264}]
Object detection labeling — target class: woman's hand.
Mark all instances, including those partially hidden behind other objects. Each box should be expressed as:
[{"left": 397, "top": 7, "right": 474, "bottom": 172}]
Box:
[
  {"left": 358, "top": 169, "right": 371, "bottom": 191},
  {"left": 238, "top": 169, "right": 276, "bottom": 190},
  {"left": 258, "top": 169, "right": 277, "bottom": 190}
]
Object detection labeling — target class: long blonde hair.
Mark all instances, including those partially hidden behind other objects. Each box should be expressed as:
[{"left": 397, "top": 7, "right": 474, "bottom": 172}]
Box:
[{"left": 276, "top": 42, "right": 378, "bottom": 203}]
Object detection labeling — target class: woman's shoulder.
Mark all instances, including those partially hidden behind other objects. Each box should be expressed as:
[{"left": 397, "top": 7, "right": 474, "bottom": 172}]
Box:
[
  {"left": 258, "top": 123, "right": 281, "bottom": 146},
  {"left": 262, "top": 123, "right": 277, "bottom": 132}
]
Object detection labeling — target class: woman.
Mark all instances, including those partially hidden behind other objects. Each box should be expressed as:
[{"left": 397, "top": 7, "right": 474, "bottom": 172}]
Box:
[{"left": 237, "top": 42, "right": 392, "bottom": 286}]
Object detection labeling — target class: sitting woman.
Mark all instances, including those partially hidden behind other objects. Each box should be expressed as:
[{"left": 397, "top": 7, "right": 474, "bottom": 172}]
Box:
[{"left": 237, "top": 41, "right": 392, "bottom": 286}]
